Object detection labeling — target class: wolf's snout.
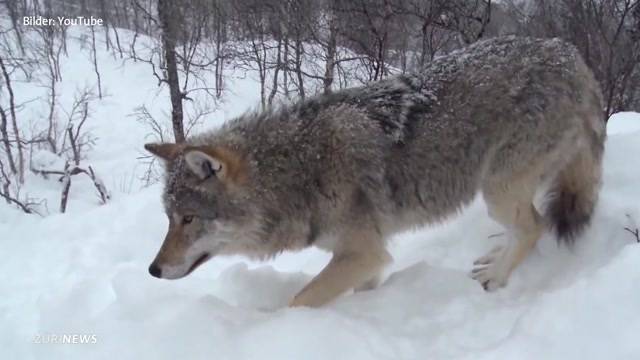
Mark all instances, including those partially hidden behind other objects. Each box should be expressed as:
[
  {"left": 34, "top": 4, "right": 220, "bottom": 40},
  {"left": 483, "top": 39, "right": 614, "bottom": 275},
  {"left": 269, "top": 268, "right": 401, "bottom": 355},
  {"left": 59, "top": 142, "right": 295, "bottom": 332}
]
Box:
[{"left": 148, "top": 263, "right": 162, "bottom": 278}]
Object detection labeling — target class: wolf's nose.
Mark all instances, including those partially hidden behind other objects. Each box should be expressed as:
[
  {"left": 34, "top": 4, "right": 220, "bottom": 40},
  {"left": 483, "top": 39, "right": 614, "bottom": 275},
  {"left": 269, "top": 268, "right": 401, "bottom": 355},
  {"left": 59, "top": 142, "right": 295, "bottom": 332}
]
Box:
[{"left": 148, "top": 263, "right": 162, "bottom": 278}]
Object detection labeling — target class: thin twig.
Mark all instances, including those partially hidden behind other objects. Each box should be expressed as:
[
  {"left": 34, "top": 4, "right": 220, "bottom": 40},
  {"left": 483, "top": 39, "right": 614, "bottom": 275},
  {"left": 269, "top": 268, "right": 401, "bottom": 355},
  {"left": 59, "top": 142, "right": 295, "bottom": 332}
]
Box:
[{"left": 624, "top": 227, "right": 640, "bottom": 243}]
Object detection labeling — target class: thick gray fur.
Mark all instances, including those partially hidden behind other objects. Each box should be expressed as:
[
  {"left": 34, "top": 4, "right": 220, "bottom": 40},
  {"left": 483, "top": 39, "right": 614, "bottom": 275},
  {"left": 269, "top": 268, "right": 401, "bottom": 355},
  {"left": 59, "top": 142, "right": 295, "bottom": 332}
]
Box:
[{"left": 155, "top": 36, "right": 606, "bottom": 304}]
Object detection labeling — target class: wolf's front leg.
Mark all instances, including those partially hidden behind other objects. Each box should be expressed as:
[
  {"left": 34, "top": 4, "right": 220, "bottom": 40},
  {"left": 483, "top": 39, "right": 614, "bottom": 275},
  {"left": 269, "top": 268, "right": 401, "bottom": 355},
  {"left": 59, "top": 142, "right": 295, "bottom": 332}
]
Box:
[{"left": 289, "top": 229, "right": 391, "bottom": 307}]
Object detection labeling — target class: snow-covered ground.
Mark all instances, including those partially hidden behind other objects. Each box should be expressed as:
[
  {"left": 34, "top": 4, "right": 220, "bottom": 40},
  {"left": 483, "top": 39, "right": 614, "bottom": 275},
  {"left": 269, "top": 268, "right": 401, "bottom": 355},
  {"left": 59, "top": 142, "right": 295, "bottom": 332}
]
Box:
[{"left": 1, "top": 27, "right": 640, "bottom": 360}]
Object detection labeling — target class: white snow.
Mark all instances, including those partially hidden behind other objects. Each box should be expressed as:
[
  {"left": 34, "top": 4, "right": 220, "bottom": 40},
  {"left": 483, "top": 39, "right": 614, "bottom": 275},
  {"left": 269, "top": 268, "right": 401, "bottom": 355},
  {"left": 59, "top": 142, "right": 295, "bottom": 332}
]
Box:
[
  {"left": 607, "top": 112, "right": 640, "bottom": 135},
  {"left": 2, "top": 26, "right": 640, "bottom": 360}
]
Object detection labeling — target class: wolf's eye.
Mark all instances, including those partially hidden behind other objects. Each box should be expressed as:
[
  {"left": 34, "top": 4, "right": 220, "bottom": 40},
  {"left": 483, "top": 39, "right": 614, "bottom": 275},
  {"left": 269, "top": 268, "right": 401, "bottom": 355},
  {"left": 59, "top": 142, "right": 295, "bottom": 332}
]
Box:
[{"left": 182, "top": 215, "right": 194, "bottom": 225}]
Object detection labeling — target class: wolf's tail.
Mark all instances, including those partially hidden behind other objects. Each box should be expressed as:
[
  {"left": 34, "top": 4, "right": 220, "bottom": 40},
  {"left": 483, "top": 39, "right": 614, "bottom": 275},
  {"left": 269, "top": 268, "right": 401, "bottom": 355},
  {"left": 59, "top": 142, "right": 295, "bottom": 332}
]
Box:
[{"left": 544, "top": 135, "right": 605, "bottom": 244}]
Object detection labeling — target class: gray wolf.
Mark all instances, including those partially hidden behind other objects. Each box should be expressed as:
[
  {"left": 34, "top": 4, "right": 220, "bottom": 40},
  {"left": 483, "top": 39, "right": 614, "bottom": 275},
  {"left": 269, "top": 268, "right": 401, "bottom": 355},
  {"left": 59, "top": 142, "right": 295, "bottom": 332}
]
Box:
[{"left": 145, "top": 36, "right": 605, "bottom": 307}]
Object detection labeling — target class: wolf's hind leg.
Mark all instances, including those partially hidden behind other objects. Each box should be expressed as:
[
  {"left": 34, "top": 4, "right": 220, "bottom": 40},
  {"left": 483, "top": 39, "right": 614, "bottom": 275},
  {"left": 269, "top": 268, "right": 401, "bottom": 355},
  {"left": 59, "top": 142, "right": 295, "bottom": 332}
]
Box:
[
  {"left": 472, "top": 178, "right": 544, "bottom": 291},
  {"left": 289, "top": 228, "right": 391, "bottom": 307}
]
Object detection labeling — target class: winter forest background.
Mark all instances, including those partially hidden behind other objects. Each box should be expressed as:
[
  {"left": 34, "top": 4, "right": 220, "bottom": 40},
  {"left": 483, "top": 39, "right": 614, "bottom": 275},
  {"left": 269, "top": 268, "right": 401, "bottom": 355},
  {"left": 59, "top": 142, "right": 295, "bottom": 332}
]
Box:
[
  {"left": 1, "top": 0, "right": 639, "bottom": 211},
  {"left": 2, "top": 1, "right": 640, "bottom": 359}
]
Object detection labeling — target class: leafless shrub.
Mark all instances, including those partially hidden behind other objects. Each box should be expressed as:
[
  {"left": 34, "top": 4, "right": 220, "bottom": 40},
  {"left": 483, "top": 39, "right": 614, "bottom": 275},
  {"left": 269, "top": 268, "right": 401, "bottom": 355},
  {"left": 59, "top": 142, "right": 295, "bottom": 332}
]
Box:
[
  {"left": 132, "top": 105, "right": 169, "bottom": 142},
  {"left": 624, "top": 214, "right": 640, "bottom": 243},
  {"left": 131, "top": 105, "right": 167, "bottom": 187},
  {"left": 59, "top": 162, "right": 110, "bottom": 213},
  {"left": 131, "top": 99, "right": 213, "bottom": 187},
  {"left": 0, "top": 158, "right": 31, "bottom": 214},
  {"left": 58, "top": 87, "right": 99, "bottom": 163},
  {"left": 184, "top": 101, "right": 215, "bottom": 137},
  {"left": 27, "top": 87, "right": 110, "bottom": 213}
]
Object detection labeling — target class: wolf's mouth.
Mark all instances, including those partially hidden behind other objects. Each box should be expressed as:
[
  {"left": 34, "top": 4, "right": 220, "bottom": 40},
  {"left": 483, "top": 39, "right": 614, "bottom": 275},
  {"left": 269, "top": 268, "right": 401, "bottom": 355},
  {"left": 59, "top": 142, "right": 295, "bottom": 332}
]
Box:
[{"left": 186, "top": 253, "right": 211, "bottom": 275}]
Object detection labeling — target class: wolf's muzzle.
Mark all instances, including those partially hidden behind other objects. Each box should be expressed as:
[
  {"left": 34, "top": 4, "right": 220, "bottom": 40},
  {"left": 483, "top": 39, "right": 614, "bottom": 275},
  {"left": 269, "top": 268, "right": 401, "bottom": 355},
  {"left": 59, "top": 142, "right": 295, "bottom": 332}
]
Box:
[{"left": 148, "top": 263, "right": 162, "bottom": 278}]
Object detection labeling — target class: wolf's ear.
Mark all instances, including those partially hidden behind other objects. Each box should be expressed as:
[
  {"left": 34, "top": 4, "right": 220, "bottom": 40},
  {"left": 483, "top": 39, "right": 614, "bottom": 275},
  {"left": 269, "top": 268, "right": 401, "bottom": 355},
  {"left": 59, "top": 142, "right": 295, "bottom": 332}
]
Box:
[
  {"left": 184, "top": 147, "right": 247, "bottom": 184},
  {"left": 184, "top": 150, "right": 223, "bottom": 180},
  {"left": 145, "top": 143, "right": 182, "bottom": 160}
]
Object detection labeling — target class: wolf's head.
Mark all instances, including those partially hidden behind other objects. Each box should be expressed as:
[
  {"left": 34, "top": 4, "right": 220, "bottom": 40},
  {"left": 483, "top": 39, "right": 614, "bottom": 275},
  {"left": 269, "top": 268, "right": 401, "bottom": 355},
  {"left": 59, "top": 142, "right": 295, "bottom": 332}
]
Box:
[{"left": 144, "top": 142, "right": 255, "bottom": 279}]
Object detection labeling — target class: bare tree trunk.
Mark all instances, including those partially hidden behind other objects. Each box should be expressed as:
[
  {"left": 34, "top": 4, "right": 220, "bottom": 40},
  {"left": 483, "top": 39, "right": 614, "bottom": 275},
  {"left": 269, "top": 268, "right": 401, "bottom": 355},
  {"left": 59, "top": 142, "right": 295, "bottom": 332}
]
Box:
[
  {"left": 67, "top": 124, "right": 80, "bottom": 166},
  {"left": 112, "top": 3, "right": 125, "bottom": 58},
  {"left": 90, "top": 25, "right": 103, "bottom": 99},
  {"left": 282, "top": 35, "right": 289, "bottom": 99},
  {"left": 0, "top": 158, "right": 12, "bottom": 203},
  {"left": 268, "top": 37, "right": 282, "bottom": 106},
  {"left": 99, "top": 0, "right": 112, "bottom": 51},
  {"left": 0, "top": 158, "right": 34, "bottom": 214},
  {"left": 294, "top": 37, "right": 305, "bottom": 100},
  {"left": 323, "top": 1, "right": 338, "bottom": 94},
  {"left": 4, "top": 0, "right": 25, "bottom": 55},
  {"left": 88, "top": 166, "right": 109, "bottom": 204},
  {"left": 214, "top": 14, "right": 224, "bottom": 98},
  {"left": 46, "top": 73, "right": 58, "bottom": 153},
  {"left": 158, "top": 0, "right": 185, "bottom": 142},
  {"left": 0, "top": 56, "right": 24, "bottom": 183},
  {"left": 248, "top": 36, "right": 267, "bottom": 109},
  {"left": 60, "top": 163, "right": 71, "bottom": 213},
  {"left": 0, "top": 105, "right": 17, "bottom": 174}
]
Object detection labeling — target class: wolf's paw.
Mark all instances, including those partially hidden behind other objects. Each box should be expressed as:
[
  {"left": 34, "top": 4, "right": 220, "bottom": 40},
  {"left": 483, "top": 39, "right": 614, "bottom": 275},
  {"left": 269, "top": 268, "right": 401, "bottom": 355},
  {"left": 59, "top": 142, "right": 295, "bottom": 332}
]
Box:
[
  {"left": 354, "top": 275, "right": 381, "bottom": 292},
  {"left": 288, "top": 296, "right": 308, "bottom": 308},
  {"left": 288, "top": 291, "right": 322, "bottom": 308},
  {"left": 470, "top": 246, "right": 509, "bottom": 291}
]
